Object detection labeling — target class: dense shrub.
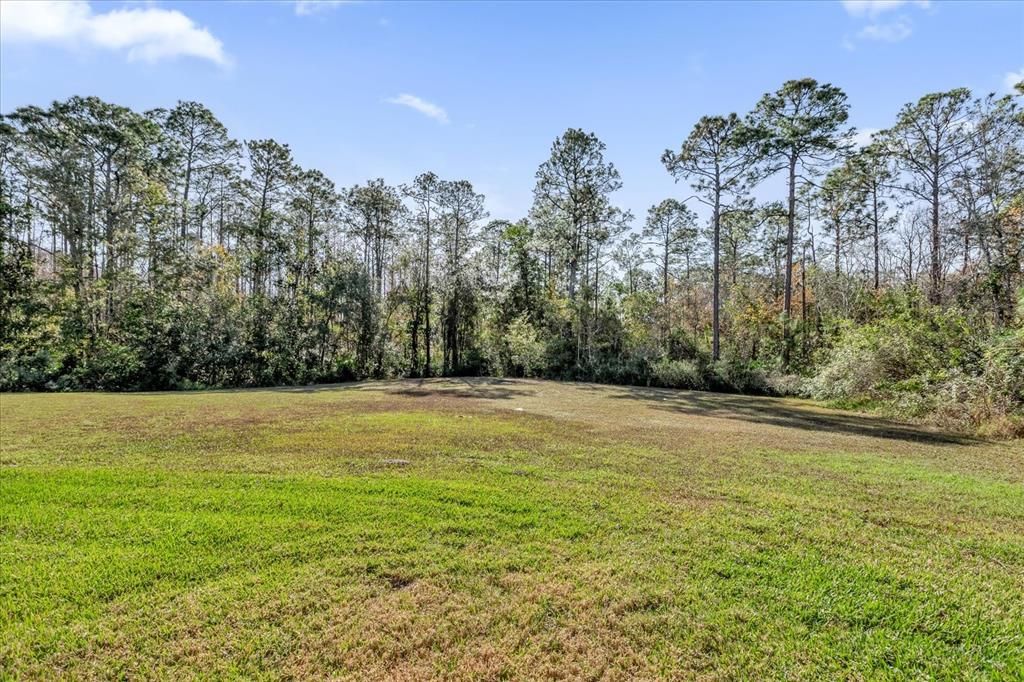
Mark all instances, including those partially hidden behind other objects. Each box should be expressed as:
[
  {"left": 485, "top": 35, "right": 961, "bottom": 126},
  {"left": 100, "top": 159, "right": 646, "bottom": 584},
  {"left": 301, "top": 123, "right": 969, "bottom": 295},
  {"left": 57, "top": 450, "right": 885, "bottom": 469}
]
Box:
[
  {"left": 74, "top": 342, "right": 146, "bottom": 390},
  {"left": 0, "top": 349, "right": 59, "bottom": 391},
  {"left": 764, "top": 372, "right": 806, "bottom": 397},
  {"left": 506, "top": 315, "right": 547, "bottom": 377},
  {"left": 709, "top": 357, "right": 770, "bottom": 395},
  {"left": 929, "top": 328, "right": 1024, "bottom": 437},
  {"left": 808, "top": 293, "right": 1022, "bottom": 434},
  {"left": 651, "top": 359, "right": 705, "bottom": 390}
]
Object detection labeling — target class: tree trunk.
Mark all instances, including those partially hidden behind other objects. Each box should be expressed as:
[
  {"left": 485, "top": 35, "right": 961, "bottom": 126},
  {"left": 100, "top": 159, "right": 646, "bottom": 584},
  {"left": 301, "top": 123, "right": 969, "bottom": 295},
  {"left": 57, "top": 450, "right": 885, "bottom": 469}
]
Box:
[
  {"left": 801, "top": 251, "right": 808, "bottom": 358},
  {"left": 834, "top": 222, "right": 841, "bottom": 276},
  {"left": 424, "top": 207, "right": 432, "bottom": 377},
  {"left": 181, "top": 155, "right": 193, "bottom": 241},
  {"left": 872, "top": 186, "right": 880, "bottom": 290},
  {"left": 930, "top": 168, "right": 942, "bottom": 304},
  {"left": 782, "top": 156, "right": 796, "bottom": 367},
  {"left": 712, "top": 191, "right": 721, "bottom": 362}
]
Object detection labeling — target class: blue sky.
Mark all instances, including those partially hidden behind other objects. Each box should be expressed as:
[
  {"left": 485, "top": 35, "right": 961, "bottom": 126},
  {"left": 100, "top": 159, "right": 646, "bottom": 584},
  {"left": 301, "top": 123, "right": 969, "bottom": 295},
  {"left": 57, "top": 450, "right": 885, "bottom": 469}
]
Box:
[{"left": 2, "top": 0, "right": 1022, "bottom": 222}]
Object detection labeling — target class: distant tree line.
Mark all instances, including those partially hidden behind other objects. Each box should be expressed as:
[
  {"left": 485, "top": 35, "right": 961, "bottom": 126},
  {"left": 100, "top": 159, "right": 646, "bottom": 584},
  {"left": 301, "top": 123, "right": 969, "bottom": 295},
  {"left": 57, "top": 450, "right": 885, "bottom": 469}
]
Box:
[{"left": 1, "top": 80, "right": 1022, "bottom": 432}]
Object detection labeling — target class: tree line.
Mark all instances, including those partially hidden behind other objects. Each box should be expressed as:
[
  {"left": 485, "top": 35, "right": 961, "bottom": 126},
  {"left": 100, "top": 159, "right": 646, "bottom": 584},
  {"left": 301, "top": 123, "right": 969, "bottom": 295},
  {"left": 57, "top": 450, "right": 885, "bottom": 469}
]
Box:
[{"left": 1, "top": 80, "right": 1021, "bottom": 431}]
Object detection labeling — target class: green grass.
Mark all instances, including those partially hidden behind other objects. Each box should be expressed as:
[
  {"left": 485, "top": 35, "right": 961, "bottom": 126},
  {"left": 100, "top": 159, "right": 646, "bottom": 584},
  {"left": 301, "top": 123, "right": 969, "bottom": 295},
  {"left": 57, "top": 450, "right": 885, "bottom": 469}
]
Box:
[{"left": 1, "top": 379, "right": 1022, "bottom": 679}]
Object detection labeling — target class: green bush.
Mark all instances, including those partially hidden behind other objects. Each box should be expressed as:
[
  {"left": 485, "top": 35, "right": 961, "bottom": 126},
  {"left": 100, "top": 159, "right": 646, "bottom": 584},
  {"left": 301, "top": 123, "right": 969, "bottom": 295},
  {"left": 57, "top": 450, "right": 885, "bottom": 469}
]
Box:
[
  {"left": 807, "top": 331, "right": 883, "bottom": 402},
  {"left": 929, "top": 327, "right": 1024, "bottom": 436},
  {"left": 0, "top": 349, "right": 60, "bottom": 391},
  {"left": 764, "top": 372, "right": 806, "bottom": 397},
  {"left": 710, "top": 358, "right": 769, "bottom": 395},
  {"left": 651, "top": 359, "right": 705, "bottom": 390},
  {"left": 75, "top": 342, "right": 146, "bottom": 390},
  {"left": 808, "top": 292, "right": 1021, "bottom": 434},
  {"left": 506, "top": 314, "right": 546, "bottom": 377}
]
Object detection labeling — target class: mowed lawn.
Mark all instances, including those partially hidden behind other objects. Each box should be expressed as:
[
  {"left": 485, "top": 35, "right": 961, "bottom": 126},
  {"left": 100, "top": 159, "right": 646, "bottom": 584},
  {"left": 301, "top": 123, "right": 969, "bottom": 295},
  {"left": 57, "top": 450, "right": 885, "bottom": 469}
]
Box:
[{"left": 1, "top": 380, "right": 1022, "bottom": 680}]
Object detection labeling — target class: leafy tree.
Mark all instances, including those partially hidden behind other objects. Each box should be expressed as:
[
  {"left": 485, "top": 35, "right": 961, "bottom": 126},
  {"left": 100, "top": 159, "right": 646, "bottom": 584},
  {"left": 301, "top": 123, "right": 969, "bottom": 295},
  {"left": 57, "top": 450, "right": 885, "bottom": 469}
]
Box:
[
  {"left": 345, "top": 179, "right": 406, "bottom": 297},
  {"left": 152, "top": 101, "right": 239, "bottom": 242},
  {"left": 242, "top": 139, "right": 294, "bottom": 297},
  {"left": 641, "top": 199, "right": 698, "bottom": 349},
  {"left": 479, "top": 219, "right": 513, "bottom": 292},
  {"left": 532, "top": 128, "right": 624, "bottom": 367},
  {"left": 749, "top": 79, "right": 851, "bottom": 365},
  {"left": 533, "top": 128, "right": 623, "bottom": 302},
  {"left": 950, "top": 93, "right": 1023, "bottom": 323},
  {"left": 817, "top": 165, "right": 866, "bottom": 276},
  {"left": 843, "top": 141, "right": 895, "bottom": 289},
  {"left": 438, "top": 179, "right": 486, "bottom": 374},
  {"left": 613, "top": 232, "right": 648, "bottom": 297},
  {"left": 663, "top": 114, "right": 761, "bottom": 360},
  {"left": 403, "top": 172, "right": 443, "bottom": 375},
  {"left": 494, "top": 220, "right": 541, "bottom": 325},
  {"left": 881, "top": 88, "right": 973, "bottom": 304}
]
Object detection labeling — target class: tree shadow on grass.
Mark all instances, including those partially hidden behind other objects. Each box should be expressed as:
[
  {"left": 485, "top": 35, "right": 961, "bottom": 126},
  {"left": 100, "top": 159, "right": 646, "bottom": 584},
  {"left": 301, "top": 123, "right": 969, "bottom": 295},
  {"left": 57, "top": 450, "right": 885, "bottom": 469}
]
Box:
[
  {"left": 183, "top": 379, "right": 972, "bottom": 446},
  {"left": 203, "top": 378, "right": 534, "bottom": 400},
  {"left": 250, "top": 382, "right": 365, "bottom": 394},
  {"left": 594, "top": 384, "right": 978, "bottom": 446},
  {"left": 388, "top": 377, "right": 537, "bottom": 401},
  {"left": 124, "top": 382, "right": 366, "bottom": 396}
]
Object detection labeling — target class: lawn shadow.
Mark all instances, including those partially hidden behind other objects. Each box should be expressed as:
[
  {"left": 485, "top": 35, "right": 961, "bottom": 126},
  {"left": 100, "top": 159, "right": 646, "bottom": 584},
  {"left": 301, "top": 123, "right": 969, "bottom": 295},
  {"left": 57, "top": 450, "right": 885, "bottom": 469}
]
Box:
[
  {"left": 177, "top": 377, "right": 535, "bottom": 400},
  {"left": 258, "top": 382, "right": 365, "bottom": 394},
  {"left": 122, "top": 382, "right": 367, "bottom": 396},
  {"left": 388, "top": 377, "right": 537, "bottom": 401},
  {"left": 595, "top": 384, "right": 978, "bottom": 446}
]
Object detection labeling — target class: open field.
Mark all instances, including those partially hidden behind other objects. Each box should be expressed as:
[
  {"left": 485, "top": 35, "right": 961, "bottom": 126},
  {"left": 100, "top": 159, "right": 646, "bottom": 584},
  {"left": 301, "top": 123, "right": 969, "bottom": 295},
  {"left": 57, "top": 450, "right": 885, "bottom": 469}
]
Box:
[{"left": 1, "top": 379, "right": 1022, "bottom": 679}]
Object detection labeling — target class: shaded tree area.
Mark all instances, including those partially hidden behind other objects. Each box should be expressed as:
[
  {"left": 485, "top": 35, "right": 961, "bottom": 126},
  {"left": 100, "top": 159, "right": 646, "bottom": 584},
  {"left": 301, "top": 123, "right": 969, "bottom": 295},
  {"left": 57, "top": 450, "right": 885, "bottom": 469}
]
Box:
[{"left": 2, "top": 84, "right": 1022, "bottom": 432}]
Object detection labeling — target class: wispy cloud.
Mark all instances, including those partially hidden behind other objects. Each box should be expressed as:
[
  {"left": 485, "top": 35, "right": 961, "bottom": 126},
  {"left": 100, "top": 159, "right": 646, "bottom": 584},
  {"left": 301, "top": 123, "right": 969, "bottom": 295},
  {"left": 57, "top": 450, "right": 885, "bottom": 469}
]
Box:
[
  {"left": 0, "top": 0, "right": 230, "bottom": 67},
  {"left": 294, "top": 1, "right": 356, "bottom": 17},
  {"left": 857, "top": 18, "right": 912, "bottom": 42},
  {"left": 841, "top": 0, "right": 930, "bottom": 48},
  {"left": 841, "top": 0, "right": 930, "bottom": 18},
  {"left": 1005, "top": 67, "right": 1024, "bottom": 94},
  {"left": 386, "top": 94, "right": 449, "bottom": 124}
]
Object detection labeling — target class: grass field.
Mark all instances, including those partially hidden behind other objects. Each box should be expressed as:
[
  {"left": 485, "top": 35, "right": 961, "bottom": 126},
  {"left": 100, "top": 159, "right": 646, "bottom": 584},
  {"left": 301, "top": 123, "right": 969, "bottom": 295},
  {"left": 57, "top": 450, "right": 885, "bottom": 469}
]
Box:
[{"left": 1, "top": 379, "right": 1022, "bottom": 680}]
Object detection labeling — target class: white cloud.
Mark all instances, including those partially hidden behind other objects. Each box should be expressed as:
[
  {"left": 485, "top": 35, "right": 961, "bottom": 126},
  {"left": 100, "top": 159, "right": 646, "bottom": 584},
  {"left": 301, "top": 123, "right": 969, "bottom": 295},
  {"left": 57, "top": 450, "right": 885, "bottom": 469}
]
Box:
[
  {"left": 0, "top": 0, "right": 229, "bottom": 66},
  {"left": 386, "top": 94, "right": 449, "bottom": 124},
  {"left": 857, "top": 18, "right": 913, "bottom": 42},
  {"left": 0, "top": 0, "right": 90, "bottom": 41},
  {"left": 841, "top": 0, "right": 930, "bottom": 47},
  {"left": 294, "top": 1, "right": 356, "bottom": 16},
  {"left": 841, "top": 0, "right": 930, "bottom": 18},
  {"left": 1005, "top": 67, "right": 1024, "bottom": 94}
]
